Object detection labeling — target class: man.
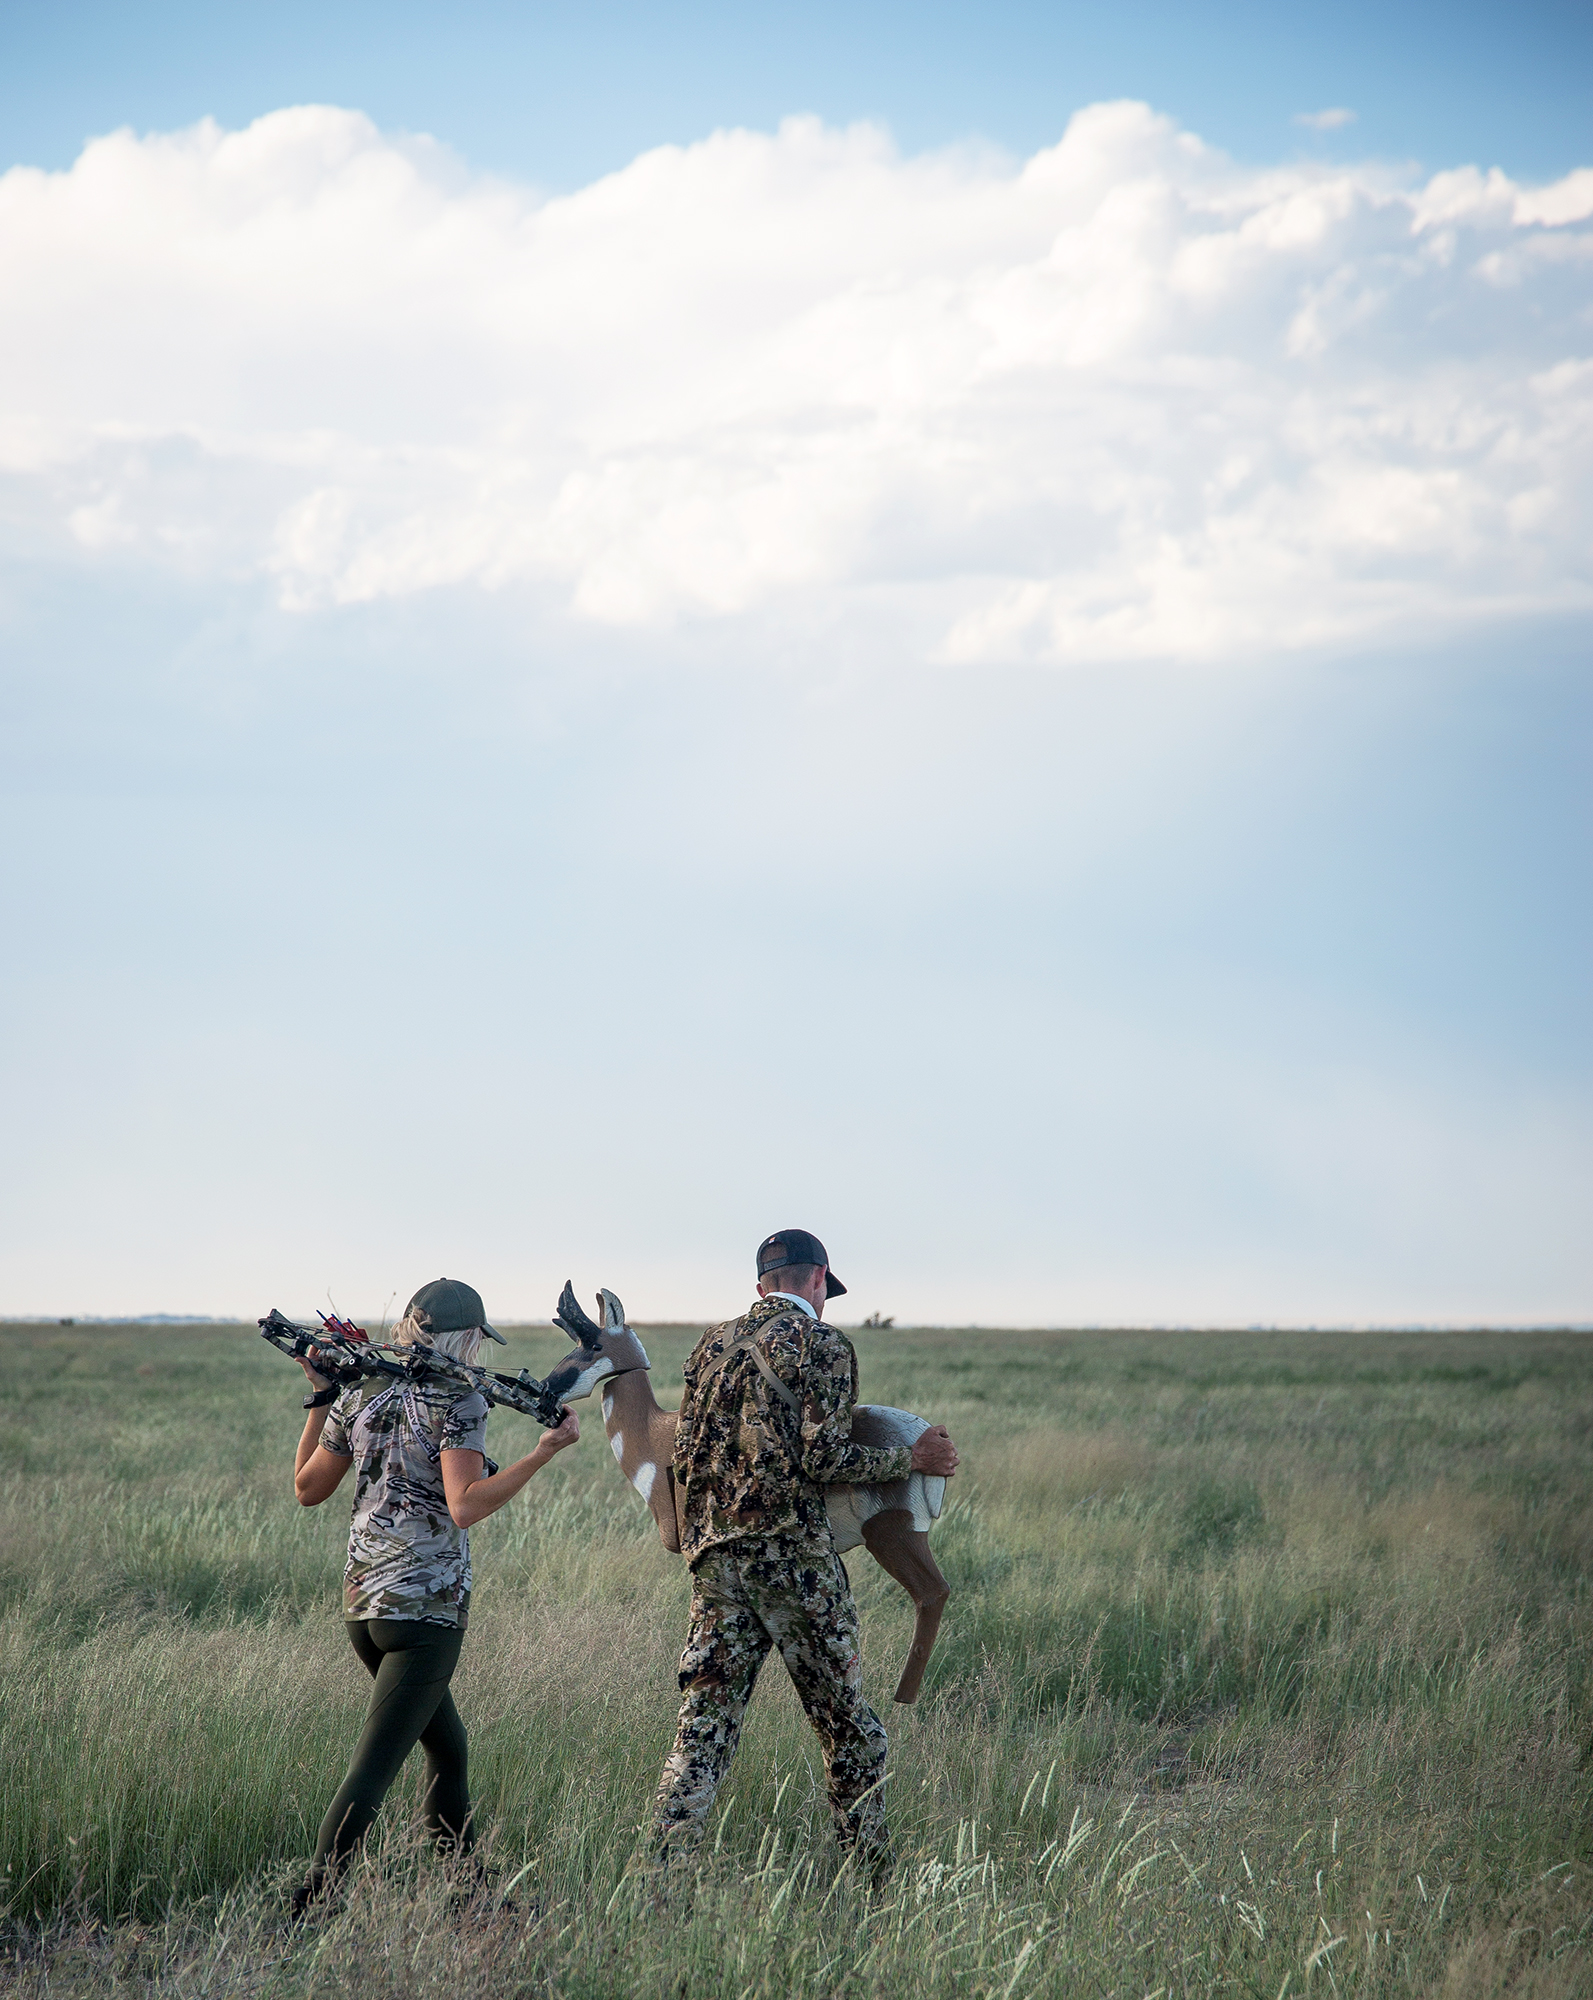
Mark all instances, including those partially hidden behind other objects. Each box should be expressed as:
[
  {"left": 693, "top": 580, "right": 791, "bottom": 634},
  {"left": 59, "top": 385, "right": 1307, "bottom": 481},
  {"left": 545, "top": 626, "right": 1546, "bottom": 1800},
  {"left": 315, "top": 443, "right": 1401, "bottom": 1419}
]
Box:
[{"left": 648, "top": 1228, "right": 959, "bottom": 1875}]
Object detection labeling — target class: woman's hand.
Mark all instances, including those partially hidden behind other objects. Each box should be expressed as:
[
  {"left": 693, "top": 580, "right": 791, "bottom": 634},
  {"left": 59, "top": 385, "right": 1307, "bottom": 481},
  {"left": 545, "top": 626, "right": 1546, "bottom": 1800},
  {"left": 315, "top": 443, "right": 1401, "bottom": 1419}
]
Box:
[
  {"left": 297, "top": 1353, "right": 333, "bottom": 1393},
  {"left": 536, "top": 1410, "right": 580, "bottom": 1459}
]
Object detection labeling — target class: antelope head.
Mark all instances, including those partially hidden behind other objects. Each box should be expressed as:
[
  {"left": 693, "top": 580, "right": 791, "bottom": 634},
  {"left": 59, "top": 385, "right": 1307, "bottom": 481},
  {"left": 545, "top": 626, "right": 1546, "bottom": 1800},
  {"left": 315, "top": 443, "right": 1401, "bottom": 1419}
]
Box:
[
  {"left": 542, "top": 1279, "right": 652, "bottom": 1404},
  {"left": 550, "top": 1278, "right": 682, "bottom": 1552}
]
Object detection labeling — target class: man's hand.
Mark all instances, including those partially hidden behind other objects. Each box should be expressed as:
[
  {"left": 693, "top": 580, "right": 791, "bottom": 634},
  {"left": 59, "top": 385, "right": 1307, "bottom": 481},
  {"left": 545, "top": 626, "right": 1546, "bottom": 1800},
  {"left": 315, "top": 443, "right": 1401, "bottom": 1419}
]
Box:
[{"left": 911, "top": 1424, "right": 958, "bottom": 1476}]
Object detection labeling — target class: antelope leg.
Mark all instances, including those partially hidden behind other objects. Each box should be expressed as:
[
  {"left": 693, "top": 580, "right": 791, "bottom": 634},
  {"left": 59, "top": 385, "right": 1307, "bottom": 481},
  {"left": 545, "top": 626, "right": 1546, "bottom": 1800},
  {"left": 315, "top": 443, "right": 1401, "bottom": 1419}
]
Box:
[
  {"left": 648, "top": 1407, "right": 682, "bottom": 1552},
  {"left": 860, "top": 1510, "right": 950, "bottom": 1705}
]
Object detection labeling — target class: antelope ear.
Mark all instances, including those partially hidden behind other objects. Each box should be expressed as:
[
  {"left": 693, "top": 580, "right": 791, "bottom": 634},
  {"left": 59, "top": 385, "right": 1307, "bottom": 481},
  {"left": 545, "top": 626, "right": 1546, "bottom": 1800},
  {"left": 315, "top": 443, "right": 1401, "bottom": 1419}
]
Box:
[
  {"left": 553, "top": 1279, "right": 604, "bottom": 1347},
  {"left": 598, "top": 1287, "right": 627, "bottom": 1332}
]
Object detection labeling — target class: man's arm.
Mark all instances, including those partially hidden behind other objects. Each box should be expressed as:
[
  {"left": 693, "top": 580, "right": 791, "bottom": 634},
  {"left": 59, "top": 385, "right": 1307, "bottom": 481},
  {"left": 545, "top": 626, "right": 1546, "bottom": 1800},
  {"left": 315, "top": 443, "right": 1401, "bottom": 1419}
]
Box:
[
  {"left": 795, "top": 1330, "right": 915, "bottom": 1486},
  {"left": 671, "top": 1343, "right": 702, "bottom": 1476}
]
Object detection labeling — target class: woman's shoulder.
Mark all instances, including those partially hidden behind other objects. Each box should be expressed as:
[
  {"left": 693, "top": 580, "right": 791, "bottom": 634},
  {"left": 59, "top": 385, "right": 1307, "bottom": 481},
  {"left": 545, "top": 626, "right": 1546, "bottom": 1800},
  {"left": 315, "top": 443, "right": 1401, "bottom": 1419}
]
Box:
[
  {"left": 336, "top": 1380, "right": 399, "bottom": 1425},
  {"left": 402, "top": 1377, "right": 487, "bottom": 1417},
  {"left": 435, "top": 1389, "right": 490, "bottom": 1447}
]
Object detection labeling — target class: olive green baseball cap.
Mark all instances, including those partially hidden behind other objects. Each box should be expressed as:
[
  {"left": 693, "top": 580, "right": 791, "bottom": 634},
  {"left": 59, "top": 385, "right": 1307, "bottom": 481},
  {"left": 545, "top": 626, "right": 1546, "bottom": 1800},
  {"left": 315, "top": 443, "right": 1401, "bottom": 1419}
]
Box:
[{"left": 405, "top": 1277, "right": 508, "bottom": 1344}]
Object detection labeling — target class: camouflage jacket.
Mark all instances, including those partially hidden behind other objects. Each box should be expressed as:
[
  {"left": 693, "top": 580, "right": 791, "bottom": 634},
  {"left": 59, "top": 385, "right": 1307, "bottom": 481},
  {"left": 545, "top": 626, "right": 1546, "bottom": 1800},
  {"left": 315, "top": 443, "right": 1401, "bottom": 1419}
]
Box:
[
  {"left": 673, "top": 1295, "right": 914, "bottom": 1564},
  {"left": 320, "top": 1379, "right": 495, "bottom": 1626}
]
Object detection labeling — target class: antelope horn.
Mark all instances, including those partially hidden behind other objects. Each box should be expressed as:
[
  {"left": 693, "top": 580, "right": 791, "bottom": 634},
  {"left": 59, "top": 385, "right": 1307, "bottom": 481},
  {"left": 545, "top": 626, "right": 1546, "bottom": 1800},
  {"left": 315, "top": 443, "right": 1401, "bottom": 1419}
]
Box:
[{"left": 553, "top": 1279, "right": 604, "bottom": 1347}]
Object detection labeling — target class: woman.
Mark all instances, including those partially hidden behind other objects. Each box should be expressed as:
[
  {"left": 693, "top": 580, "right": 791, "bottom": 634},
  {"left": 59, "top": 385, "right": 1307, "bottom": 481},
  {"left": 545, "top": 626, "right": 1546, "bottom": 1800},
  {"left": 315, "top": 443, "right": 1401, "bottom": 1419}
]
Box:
[{"left": 291, "top": 1276, "right": 579, "bottom": 1908}]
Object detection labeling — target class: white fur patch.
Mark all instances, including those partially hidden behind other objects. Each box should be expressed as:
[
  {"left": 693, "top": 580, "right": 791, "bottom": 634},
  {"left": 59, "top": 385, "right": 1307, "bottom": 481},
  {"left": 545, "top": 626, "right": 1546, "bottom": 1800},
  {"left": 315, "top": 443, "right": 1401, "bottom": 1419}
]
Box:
[
  {"left": 632, "top": 1461, "right": 656, "bottom": 1502},
  {"left": 824, "top": 1483, "right": 873, "bottom": 1554},
  {"left": 568, "top": 1356, "right": 615, "bottom": 1399},
  {"left": 610, "top": 1431, "right": 626, "bottom": 1464},
  {"left": 908, "top": 1472, "right": 945, "bottom": 1534},
  {"left": 601, "top": 1391, "right": 614, "bottom": 1422}
]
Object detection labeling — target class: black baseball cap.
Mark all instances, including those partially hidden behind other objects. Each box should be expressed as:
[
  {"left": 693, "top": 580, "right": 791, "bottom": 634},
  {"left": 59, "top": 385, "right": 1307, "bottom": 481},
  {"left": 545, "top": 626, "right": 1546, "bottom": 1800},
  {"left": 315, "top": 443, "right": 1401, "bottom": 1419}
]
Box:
[
  {"left": 405, "top": 1277, "right": 508, "bottom": 1344},
  {"left": 756, "top": 1228, "right": 847, "bottom": 1298}
]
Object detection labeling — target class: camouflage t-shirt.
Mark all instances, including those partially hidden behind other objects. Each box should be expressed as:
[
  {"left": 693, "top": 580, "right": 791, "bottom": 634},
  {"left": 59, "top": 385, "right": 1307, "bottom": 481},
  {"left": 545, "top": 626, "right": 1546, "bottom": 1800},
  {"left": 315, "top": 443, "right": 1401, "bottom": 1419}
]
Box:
[
  {"left": 320, "top": 1379, "right": 494, "bottom": 1626},
  {"left": 673, "top": 1295, "right": 914, "bottom": 1564}
]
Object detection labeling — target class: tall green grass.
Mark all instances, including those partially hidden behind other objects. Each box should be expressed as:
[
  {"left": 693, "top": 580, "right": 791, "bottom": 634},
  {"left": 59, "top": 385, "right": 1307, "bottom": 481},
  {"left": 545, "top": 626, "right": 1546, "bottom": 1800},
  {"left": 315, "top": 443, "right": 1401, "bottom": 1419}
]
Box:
[{"left": 1, "top": 1320, "right": 1589, "bottom": 1995}]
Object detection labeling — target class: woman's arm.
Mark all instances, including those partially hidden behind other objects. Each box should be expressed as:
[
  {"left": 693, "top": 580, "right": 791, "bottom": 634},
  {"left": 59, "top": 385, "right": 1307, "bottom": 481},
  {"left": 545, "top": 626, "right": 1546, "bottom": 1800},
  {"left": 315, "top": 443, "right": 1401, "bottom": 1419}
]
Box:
[
  {"left": 293, "top": 1359, "right": 353, "bottom": 1507},
  {"left": 442, "top": 1411, "right": 580, "bottom": 1528}
]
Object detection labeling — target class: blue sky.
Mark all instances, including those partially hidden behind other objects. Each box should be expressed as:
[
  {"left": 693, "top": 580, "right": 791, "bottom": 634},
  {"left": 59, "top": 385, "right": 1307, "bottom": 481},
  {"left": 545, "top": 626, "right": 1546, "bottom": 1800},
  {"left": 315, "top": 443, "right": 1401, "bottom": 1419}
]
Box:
[
  {"left": 4, "top": 0, "right": 1591, "bottom": 184},
  {"left": 1, "top": 4, "right": 1589, "bottom": 1324}
]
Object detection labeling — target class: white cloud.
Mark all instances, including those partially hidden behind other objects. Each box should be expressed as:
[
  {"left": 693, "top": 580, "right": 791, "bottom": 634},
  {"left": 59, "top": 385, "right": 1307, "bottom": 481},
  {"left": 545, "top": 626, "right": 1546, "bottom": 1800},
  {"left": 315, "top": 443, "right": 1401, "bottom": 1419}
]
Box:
[
  {"left": 1514, "top": 165, "right": 1593, "bottom": 229},
  {"left": 1294, "top": 107, "right": 1358, "bottom": 132},
  {"left": 1, "top": 101, "right": 1590, "bottom": 661}
]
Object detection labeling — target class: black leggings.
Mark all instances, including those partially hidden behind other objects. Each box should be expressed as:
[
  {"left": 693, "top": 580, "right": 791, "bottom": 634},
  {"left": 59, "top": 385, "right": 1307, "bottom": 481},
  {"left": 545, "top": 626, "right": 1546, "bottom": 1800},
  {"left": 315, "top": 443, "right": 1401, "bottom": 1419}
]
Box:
[{"left": 308, "top": 1618, "right": 471, "bottom": 1889}]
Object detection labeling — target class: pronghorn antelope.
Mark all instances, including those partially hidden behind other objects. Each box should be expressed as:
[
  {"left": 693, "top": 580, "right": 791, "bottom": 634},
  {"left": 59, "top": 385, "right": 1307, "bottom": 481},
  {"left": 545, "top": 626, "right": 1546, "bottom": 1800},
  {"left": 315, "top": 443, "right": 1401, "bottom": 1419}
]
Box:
[{"left": 541, "top": 1284, "right": 951, "bottom": 1703}]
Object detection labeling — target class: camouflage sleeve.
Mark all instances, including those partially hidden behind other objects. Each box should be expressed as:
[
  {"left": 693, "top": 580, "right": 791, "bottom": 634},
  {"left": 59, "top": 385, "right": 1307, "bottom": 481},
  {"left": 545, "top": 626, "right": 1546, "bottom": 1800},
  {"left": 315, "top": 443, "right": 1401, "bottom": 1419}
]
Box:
[
  {"left": 319, "top": 1389, "right": 356, "bottom": 1456},
  {"left": 672, "top": 1361, "right": 695, "bottom": 1477},
  {"left": 796, "top": 1329, "right": 914, "bottom": 1486},
  {"left": 439, "top": 1391, "right": 489, "bottom": 1459}
]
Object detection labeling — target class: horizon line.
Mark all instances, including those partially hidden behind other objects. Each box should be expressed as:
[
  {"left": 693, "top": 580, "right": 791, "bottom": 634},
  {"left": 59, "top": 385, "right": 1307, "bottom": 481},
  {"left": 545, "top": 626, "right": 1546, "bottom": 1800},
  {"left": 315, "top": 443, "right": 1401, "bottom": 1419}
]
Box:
[{"left": 6, "top": 1315, "right": 1591, "bottom": 1335}]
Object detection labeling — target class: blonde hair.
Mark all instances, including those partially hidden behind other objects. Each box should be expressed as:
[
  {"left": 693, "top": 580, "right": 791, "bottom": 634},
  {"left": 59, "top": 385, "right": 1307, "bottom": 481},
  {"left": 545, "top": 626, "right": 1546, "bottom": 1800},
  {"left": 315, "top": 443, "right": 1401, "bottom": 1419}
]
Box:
[{"left": 391, "top": 1309, "right": 484, "bottom": 1368}]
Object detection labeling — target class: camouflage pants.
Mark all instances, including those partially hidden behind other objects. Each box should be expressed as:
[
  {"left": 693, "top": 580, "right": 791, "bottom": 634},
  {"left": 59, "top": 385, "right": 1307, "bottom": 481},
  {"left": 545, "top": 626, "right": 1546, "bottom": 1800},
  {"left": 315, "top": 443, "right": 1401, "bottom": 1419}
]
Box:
[{"left": 651, "top": 1537, "right": 890, "bottom": 1863}]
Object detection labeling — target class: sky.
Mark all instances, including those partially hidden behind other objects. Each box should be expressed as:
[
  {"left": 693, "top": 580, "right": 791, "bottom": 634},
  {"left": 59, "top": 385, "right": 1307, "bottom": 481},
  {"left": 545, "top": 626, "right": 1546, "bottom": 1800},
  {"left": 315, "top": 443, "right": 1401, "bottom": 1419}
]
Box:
[{"left": 1, "top": 3, "right": 1589, "bottom": 1327}]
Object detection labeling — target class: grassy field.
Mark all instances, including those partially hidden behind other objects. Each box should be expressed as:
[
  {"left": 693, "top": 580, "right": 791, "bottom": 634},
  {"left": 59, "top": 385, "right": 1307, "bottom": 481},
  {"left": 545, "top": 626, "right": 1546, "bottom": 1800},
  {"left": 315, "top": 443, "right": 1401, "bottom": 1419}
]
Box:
[{"left": 1, "top": 1317, "right": 1590, "bottom": 1997}]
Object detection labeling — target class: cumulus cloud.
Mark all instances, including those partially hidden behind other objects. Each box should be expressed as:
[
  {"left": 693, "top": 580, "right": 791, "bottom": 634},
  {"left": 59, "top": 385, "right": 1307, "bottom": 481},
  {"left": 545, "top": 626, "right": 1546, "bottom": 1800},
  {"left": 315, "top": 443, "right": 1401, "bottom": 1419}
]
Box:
[
  {"left": 1, "top": 101, "right": 1590, "bottom": 661},
  {"left": 1294, "top": 108, "right": 1357, "bottom": 132}
]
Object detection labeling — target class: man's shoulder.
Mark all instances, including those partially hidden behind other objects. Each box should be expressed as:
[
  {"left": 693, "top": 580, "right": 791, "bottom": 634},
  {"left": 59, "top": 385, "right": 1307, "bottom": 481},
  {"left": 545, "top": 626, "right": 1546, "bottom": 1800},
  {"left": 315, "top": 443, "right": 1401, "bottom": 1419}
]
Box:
[
  {"left": 684, "top": 1302, "right": 816, "bottom": 1389},
  {"left": 808, "top": 1324, "right": 859, "bottom": 1388},
  {"left": 687, "top": 1317, "right": 738, "bottom": 1366},
  {"left": 692, "top": 1298, "right": 806, "bottom": 1350},
  {"left": 746, "top": 1296, "right": 818, "bottom": 1340}
]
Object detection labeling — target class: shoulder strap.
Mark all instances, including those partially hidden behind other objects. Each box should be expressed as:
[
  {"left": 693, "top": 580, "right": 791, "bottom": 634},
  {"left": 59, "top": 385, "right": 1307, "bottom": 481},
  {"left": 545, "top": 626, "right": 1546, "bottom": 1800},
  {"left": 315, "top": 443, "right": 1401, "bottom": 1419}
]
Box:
[
  {"left": 348, "top": 1380, "right": 402, "bottom": 1430},
  {"left": 403, "top": 1387, "right": 445, "bottom": 1463},
  {"left": 746, "top": 1341, "right": 801, "bottom": 1414},
  {"left": 695, "top": 1329, "right": 801, "bottom": 1414}
]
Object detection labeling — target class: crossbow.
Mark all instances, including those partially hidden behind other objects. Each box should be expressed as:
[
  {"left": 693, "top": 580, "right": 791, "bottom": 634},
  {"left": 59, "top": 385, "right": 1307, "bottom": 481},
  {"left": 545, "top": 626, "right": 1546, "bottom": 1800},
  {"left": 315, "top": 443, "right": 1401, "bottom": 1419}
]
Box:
[
  {"left": 257, "top": 1308, "right": 569, "bottom": 1427},
  {"left": 401, "top": 1342, "right": 570, "bottom": 1430},
  {"left": 258, "top": 1308, "right": 405, "bottom": 1403}
]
